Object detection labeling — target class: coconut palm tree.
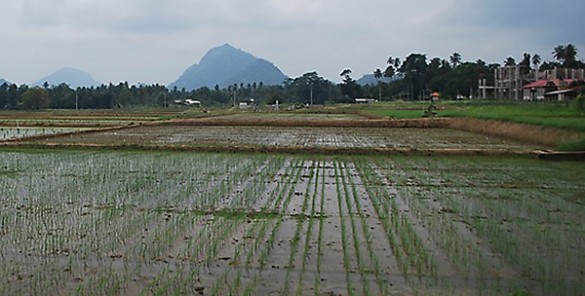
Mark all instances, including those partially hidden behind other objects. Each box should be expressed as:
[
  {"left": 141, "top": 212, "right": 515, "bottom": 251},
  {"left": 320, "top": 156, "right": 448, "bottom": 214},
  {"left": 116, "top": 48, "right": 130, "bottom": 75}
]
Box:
[
  {"left": 553, "top": 44, "right": 578, "bottom": 68},
  {"left": 374, "top": 68, "right": 383, "bottom": 100},
  {"left": 563, "top": 44, "right": 578, "bottom": 67},
  {"left": 450, "top": 52, "right": 462, "bottom": 68},
  {"left": 553, "top": 45, "right": 566, "bottom": 63},
  {"left": 520, "top": 53, "right": 531, "bottom": 74},
  {"left": 504, "top": 57, "right": 516, "bottom": 66},
  {"left": 384, "top": 57, "right": 401, "bottom": 80},
  {"left": 532, "top": 54, "right": 541, "bottom": 70},
  {"left": 340, "top": 68, "right": 352, "bottom": 80},
  {"left": 387, "top": 56, "right": 400, "bottom": 68}
]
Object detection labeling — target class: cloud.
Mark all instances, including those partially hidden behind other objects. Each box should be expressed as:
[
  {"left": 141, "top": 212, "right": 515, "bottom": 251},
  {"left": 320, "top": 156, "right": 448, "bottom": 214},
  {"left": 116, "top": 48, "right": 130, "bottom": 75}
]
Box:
[
  {"left": 471, "top": 0, "right": 585, "bottom": 45},
  {"left": 14, "top": 0, "right": 330, "bottom": 33},
  {"left": 2, "top": 0, "right": 584, "bottom": 85}
]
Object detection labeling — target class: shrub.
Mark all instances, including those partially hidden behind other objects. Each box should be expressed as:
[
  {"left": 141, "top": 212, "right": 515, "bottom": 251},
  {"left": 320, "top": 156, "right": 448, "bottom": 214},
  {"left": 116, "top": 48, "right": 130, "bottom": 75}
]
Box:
[
  {"left": 572, "top": 95, "right": 585, "bottom": 112},
  {"left": 557, "top": 137, "right": 585, "bottom": 151}
]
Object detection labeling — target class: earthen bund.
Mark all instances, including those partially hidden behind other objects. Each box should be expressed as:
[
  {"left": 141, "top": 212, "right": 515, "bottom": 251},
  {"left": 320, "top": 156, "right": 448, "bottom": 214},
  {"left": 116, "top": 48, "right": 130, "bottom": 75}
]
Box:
[{"left": 3, "top": 117, "right": 585, "bottom": 159}]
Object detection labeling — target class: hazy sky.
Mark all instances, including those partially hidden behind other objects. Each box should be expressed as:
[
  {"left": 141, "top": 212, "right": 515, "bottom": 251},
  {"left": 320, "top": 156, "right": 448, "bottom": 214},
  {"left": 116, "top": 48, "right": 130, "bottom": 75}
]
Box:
[{"left": 1, "top": 0, "right": 584, "bottom": 85}]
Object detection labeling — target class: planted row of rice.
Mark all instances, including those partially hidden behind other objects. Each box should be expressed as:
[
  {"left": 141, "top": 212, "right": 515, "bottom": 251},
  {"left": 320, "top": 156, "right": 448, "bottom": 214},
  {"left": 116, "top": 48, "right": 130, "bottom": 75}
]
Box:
[
  {"left": 0, "top": 150, "right": 582, "bottom": 295},
  {"left": 28, "top": 125, "right": 539, "bottom": 151}
]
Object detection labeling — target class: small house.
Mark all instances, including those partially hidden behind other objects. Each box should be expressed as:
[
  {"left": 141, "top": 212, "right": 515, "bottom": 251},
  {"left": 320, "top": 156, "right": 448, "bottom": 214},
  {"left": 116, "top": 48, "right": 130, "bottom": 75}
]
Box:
[
  {"left": 522, "top": 79, "right": 580, "bottom": 101},
  {"left": 184, "top": 99, "right": 201, "bottom": 107},
  {"left": 431, "top": 92, "right": 440, "bottom": 101},
  {"left": 354, "top": 98, "right": 377, "bottom": 104}
]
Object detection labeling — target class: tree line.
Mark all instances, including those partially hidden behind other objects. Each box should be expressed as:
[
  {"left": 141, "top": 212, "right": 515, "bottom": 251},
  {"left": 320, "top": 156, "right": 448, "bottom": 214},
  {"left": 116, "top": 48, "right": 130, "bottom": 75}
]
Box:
[
  {"left": 0, "top": 77, "right": 344, "bottom": 110},
  {"left": 358, "top": 43, "right": 585, "bottom": 101},
  {"left": 1, "top": 44, "right": 583, "bottom": 110}
]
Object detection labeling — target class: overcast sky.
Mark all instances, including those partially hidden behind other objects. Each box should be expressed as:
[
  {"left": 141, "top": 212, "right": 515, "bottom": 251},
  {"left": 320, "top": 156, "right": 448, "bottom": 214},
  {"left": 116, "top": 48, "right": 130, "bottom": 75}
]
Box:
[{"left": 1, "top": 0, "right": 584, "bottom": 85}]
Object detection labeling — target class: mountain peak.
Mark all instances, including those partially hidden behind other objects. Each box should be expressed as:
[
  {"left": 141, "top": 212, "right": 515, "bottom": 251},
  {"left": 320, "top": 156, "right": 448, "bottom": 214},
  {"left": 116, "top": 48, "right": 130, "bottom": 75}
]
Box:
[
  {"left": 34, "top": 67, "right": 100, "bottom": 88},
  {"left": 219, "top": 43, "right": 236, "bottom": 49},
  {"left": 200, "top": 43, "right": 256, "bottom": 67},
  {"left": 170, "top": 44, "right": 287, "bottom": 90}
]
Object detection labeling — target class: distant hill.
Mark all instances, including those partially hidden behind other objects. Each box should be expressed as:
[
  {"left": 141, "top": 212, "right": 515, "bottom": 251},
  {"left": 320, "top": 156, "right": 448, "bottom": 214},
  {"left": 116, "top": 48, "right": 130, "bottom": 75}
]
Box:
[
  {"left": 169, "top": 44, "right": 287, "bottom": 90},
  {"left": 223, "top": 59, "right": 288, "bottom": 86},
  {"left": 357, "top": 74, "right": 393, "bottom": 86},
  {"left": 33, "top": 67, "right": 101, "bottom": 88},
  {"left": 0, "top": 78, "right": 10, "bottom": 86}
]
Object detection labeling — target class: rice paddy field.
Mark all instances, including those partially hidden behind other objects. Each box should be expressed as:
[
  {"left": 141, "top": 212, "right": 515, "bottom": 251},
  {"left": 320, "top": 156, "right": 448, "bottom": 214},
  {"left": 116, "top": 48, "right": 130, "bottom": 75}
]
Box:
[
  {"left": 1, "top": 108, "right": 584, "bottom": 296},
  {"left": 29, "top": 125, "right": 538, "bottom": 152},
  {"left": 0, "top": 109, "right": 189, "bottom": 128},
  {"left": 0, "top": 150, "right": 583, "bottom": 295},
  {"left": 206, "top": 112, "right": 364, "bottom": 121},
  {"left": 0, "top": 127, "right": 93, "bottom": 141}
]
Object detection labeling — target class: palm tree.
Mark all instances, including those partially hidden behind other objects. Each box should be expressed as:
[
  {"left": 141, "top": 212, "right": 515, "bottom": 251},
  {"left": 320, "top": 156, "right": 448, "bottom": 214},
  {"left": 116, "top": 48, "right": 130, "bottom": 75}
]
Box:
[
  {"left": 504, "top": 57, "right": 516, "bottom": 66},
  {"left": 340, "top": 68, "right": 352, "bottom": 79},
  {"left": 450, "top": 52, "right": 462, "bottom": 68},
  {"left": 521, "top": 53, "right": 531, "bottom": 66},
  {"left": 374, "top": 68, "right": 382, "bottom": 80},
  {"left": 384, "top": 56, "right": 401, "bottom": 80},
  {"left": 553, "top": 44, "right": 579, "bottom": 68},
  {"left": 520, "top": 53, "right": 531, "bottom": 74},
  {"left": 387, "top": 56, "right": 401, "bottom": 69},
  {"left": 531, "top": 54, "right": 541, "bottom": 70},
  {"left": 374, "top": 68, "right": 383, "bottom": 101},
  {"left": 553, "top": 45, "right": 566, "bottom": 63},
  {"left": 564, "top": 44, "right": 578, "bottom": 67}
]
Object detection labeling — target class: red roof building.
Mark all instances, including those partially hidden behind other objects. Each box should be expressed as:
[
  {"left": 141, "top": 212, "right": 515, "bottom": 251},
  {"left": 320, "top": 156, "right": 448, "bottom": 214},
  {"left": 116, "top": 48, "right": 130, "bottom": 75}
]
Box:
[{"left": 522, "top": 78, "right": 580, "bottom": 101}]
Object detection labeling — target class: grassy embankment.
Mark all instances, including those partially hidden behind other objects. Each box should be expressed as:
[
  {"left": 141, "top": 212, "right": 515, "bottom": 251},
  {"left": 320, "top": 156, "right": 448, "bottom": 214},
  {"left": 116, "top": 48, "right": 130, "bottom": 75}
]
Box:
[{"left": 354, "top": 100, "right": 585, "bottom": 151}]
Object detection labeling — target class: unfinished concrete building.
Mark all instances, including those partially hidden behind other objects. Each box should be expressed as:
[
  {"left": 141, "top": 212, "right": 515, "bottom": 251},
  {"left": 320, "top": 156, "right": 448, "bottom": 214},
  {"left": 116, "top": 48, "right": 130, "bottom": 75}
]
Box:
[
  {"left": 536, "top": 68, "right": 584, "bottom": 80},
  {"left": 480, "top": 66, "right": 584, "bottom": 100},
  {"left": 493, "top": 65, "right": 530, "bottom": 100}
]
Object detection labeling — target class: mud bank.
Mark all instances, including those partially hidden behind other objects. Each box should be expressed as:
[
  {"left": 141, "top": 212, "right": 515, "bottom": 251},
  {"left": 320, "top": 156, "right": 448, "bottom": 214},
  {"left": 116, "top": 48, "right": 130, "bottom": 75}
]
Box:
[
  {"left": 164, "top": 117, "right": 452, "bottom": 128},
  {"left": 166, "top": 116, "right": 585, "bottom": 148},
  {"left": 446, "top": 118, "right": 585, "bottom": 147}
]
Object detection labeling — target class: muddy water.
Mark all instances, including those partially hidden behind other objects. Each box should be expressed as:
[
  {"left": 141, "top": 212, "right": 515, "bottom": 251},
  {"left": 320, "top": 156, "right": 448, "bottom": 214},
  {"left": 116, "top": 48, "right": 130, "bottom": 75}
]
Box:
[
  {"left": 2, "top": 152, "right": 579, "bottom": 295},
  {"left": 34, "top": 125, "right": 542, "bottom": 152}
]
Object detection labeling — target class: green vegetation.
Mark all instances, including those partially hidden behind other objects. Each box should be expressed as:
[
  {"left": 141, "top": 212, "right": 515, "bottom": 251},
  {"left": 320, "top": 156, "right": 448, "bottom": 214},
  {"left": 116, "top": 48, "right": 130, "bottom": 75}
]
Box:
[
  {"left": 557, "top": 138, "right": 585, "bottom": 151},
  {"left": 352, "top": 100, "right": 585, "bottom": 136},
  {"left": 2, "top": 44, "right": 583, "bottom": 110},
  {"left": 1, "top": 106, "right": 584, "bottom": 295},
  {"left": 0, "top": 150, "right": 582, "bottom": 295},
  {"left": 440, "top": 101, "right": 585, "bottom": 132},
  {"left": 352, "top": 101, "right": 438, "bottom": 119},
  {"left": 341, "top": 100, "right": 585, "bottom": 151}
]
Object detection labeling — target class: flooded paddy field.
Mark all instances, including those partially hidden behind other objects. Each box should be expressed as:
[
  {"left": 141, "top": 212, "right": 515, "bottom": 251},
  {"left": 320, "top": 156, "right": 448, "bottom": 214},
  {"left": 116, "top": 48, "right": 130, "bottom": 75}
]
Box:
[
  {"left": 27, "top": 125, "right": 540, "bottom": 152},
  {"left": 0, "top": 127, "right": 94, "bottom": 141},
  {"left": 0, "top": 150, "right": 582, "bottom": 295}
]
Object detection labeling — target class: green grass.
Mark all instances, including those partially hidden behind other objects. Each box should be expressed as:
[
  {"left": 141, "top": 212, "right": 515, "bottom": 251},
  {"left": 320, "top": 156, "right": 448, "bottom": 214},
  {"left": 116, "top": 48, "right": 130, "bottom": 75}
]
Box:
[
  {"left": 340, "top": 101, "right": 430, "bottom": 119},
  {"left": 557, "top": 138, "right": 585, "bottom": 151},
  {"left": 440, "top": 101, "right": 585, "bottom": 132},
  {"left": 353, "top": 100, "right": 585, "bottom": 132},
  {"left": 362, "top": 108, "right": 426, "bottom": 119}
]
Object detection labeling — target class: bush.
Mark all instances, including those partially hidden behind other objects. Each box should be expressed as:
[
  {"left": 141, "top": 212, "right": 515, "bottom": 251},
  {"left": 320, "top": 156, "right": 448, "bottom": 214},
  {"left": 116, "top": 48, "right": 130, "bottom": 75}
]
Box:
[
  {"left": 572, "top": 95, "right": 585, "bottom": 112},
  {"left": 557, "top": 137, "right": 585, "bottom": 151}
]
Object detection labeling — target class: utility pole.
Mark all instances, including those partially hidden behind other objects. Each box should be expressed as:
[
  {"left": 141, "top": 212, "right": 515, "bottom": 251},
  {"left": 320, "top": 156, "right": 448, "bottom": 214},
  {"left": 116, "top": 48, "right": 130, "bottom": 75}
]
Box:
[
  {"left": 378, "top": 83, "right": 381, "bottom": 101},
  {"left": 310, "top": 81, "right": 313, "bottom": 106},
  {"left": 75, "top": 89, "right": 78, "bottom": 110},
  {"left": 233, "top": 91, "right": 236, "bottom": 108}
]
